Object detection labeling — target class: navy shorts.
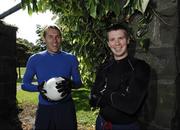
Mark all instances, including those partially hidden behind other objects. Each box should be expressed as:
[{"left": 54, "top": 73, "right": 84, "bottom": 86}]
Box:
[
  {"left": 34, "top": 99, "right": 77, "bottom": 130},
  {"left": 96, "top": 115, "right": 140, "bottom": 130}
]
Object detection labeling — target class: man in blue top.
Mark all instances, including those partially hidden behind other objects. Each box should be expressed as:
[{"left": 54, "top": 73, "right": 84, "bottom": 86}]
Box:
[{"left": 21, "top": 25, "right": 82, "bottom": 130}]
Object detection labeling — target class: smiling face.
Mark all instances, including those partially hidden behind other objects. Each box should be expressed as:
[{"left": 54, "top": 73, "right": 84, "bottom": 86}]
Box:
[
  {"left": 43, "top": 27, "right": 62, "bottom": 53},
  {"left": 107, "top": 29, "right": 129, "bottom": 60}
]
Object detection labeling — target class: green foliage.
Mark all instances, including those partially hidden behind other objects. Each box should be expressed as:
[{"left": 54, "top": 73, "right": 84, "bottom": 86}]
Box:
[
  {"left": 32, "top": 25, "right": 46, "bottom": 53},
  {"left": 16, "top": 38, "right": 34, "bottom": 67},
  {"left": 22, "top": 0, "right": 153, "bottom": 87}
]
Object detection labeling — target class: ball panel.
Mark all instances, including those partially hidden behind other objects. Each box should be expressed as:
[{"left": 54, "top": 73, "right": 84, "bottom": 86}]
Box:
[{"left": 43, "top": 77, "right": 67, "bottom": 101}]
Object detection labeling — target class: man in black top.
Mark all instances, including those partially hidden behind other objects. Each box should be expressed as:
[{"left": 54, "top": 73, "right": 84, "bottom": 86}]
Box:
[{"left": 89, "top": 23, "right": 151, "bottom": 130}]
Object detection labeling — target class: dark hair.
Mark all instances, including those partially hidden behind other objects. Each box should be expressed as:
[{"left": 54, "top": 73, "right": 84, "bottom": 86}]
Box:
[
  {"left": 106, "top": 23, "right": 129, "bottom": 37},
  {"left": 43, "top": 25, "right": 62, "bottom": 38}
]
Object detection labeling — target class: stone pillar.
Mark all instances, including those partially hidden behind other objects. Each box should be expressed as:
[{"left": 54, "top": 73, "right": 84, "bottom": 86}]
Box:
[
  {"left": 0, "top": 21, "right": 22, "bottom": 130},
  {"left": 134, "top": 0, "right": 178, "bottom": 129},
  {"left": 171, "top": 0, "right": 180, "bottom": 129}
]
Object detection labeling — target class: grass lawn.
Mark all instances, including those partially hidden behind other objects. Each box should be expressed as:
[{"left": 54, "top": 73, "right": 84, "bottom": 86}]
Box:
[
  {"left": 16, "top": 67, "right": 98, "bottom": 129},
  {"left": 72, "top": 88, "right": 99, "bottom": 128}
]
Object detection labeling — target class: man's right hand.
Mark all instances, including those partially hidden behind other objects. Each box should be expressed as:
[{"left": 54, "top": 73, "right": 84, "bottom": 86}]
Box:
[
  {"left": 37, "top": 81, "right": 47, "bottom": 95},
  {"left": 89, "top": 93, "right": 101, "bottom": 107},
  {"left": 89, "top": 89, "right": 112, "bottom": 108}
]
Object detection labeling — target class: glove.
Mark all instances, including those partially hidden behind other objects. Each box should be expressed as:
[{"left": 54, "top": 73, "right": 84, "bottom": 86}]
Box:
[
  {"left": 37, "top": 81, "right": 49, "bottom": 101},
  {"left": 55, "top": 77, "right": 72, "bottom": 97},
  {"left": 37, "top": 81, "right": 46, "bottom": 94}
]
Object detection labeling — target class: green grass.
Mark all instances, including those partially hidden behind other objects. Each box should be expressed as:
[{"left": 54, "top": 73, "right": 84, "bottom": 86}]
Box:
[
  {"left": 72, "top": 88, "right": 98, "bottom": 127},
  {"left": 16, "top": 90, "right": 38, "bottom": 105}
]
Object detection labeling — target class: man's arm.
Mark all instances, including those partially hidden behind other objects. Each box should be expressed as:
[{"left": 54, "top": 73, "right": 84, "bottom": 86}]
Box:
[
  {"left": 89, "top": 66, "right": 107, "bottom": 107},
  {"left": 21, "top": 57, "right": 39, "bottom": 92},
  {"left": 107, "top": 61, "right": 151, "bottom": 114},
  {"left": 71, "top": 56, "right": 82, "bottom": 89}
]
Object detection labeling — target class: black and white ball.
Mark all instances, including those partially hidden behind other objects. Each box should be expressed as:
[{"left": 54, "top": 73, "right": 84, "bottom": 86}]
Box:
[{"left": 43, "top": 77, "right": 67, "bottom": 101}]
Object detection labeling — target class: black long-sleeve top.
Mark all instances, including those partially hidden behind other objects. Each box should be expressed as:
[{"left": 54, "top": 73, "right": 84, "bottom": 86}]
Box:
[{"left": 91, "top": 56, "right": 151, "bottom": 124}]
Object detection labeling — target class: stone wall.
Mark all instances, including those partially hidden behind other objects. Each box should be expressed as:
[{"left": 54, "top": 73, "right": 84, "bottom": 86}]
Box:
[
  {"left": 134, "top": 0, "right": 179, "bottom": 129},
  {"left": 0, "top": 21, "right": 22, "bottom": 130}
]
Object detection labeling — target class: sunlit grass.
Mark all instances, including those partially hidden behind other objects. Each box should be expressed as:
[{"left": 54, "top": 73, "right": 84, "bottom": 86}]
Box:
[
  {"left": 72, "top": 88, "right": 98, "bottom": 127},
  {"left": 16, "top": 90, "right": 38, "bottom": 105}
]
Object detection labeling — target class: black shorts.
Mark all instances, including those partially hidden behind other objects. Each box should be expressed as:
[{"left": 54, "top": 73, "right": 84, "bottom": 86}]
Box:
[{"left": 34, "top": 99, "right": 77, "bottom": 130}]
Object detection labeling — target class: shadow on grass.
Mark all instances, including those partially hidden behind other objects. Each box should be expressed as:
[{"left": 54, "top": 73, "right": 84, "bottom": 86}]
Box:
[
  {"left": 72, "top": 88, "right": 91, "bottom": 112},
  {"left": 16, "top": 78, "right": 22, "bottom": 83}
]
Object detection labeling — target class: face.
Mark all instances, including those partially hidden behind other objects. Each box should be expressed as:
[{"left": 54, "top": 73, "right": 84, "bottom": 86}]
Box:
[
  {"left": 107, "top": 29, "right": 129, "bottom": 60},
  {"left": 43, "top": 28, "right": 62, "bottom": 53}
]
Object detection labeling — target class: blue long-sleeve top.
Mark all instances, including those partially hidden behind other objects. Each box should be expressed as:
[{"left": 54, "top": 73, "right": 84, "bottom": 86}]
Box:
[{"left": 21, "top": 50, "right": 82, "bottom": 105}]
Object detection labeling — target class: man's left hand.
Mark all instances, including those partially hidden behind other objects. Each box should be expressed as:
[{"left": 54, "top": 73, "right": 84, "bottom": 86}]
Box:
[{"left": 56, "top": 77, "right": 72, "bottom": 96}]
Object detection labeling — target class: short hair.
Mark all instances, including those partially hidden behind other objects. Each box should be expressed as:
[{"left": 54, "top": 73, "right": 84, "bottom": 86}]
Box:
[
  {"left": 106, "top": 23, "right": 129, "bottom": 38},
  {"left": 43, "top": 25, "right": 62, "bottom": 38}
]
